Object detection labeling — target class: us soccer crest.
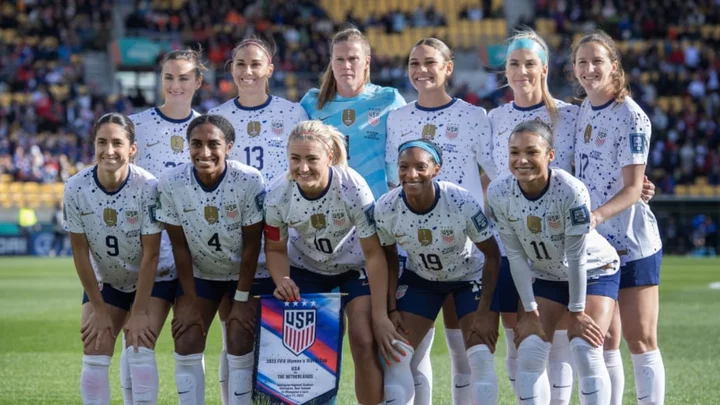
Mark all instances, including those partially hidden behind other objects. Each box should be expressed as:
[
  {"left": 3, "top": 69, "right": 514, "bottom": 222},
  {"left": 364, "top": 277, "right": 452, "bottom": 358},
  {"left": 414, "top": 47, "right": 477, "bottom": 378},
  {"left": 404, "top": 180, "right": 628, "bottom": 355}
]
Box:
[
  {"left": 527, "top": 215, "right": 542, "bottom": 234},
  {"left": 583, "top": 124, "right": 592, "bottom": 143},
  {"left": 271, "top": 120, "right": 284, "bottom": 135},
  {"left": 247, "top": 121, "right": 261, "bottom": 137},
  {"left": 421, "top": 124, "right": 436, "bottom": 140},
  {"left": 170, "top": 135, "right": 184, "bottom": 153},
  {"left": 125, "top": 210, "right": 139, "bottom": 225},
  {"left": 546, "top": 214, "right": 561, "bottom": 230},
  {"left": 445, "top": 124, "right": 458, "bottom": 140},
  {"left": 332, "top": 211, "right": 346, "bottom": 227},
  {"left": 311, "top": 213, "right": 327, "bottom": 230},
  {"left": 204, "top": 206, "right": 219, "bottom": 224},
  {"left": 418, "top": 228, "right": 433, "bottom": 246},
  {"left": 225, "top": 204, "right": 238, "bottom": 219},
  {"left": 342, "top": 109, "right": 356, "bottom": 126},
  {"left": 367, "top": 108, "right": 380, "bottom": 126},
  {"left": 103, "top": 208, "right": 117, "bottom": 227},
  {"left": 283, "top": 306, "right": 317, "bottom": 356},
  {"left": 441, "top": 228, "right": 455, "bottom": 244},
  {"left": 596, "top": 131, "right": 607, "bottom": 147},
  {"left": 396, "top": 285, "right": 408, "bottom": 299}
]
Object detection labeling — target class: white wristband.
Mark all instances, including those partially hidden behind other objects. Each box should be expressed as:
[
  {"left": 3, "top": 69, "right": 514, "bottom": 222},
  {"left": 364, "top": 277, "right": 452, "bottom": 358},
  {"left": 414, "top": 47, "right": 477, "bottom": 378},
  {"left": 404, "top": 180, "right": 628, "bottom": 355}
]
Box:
[{"left": 234, "top": 290, "right": 250, "bottom": 302}]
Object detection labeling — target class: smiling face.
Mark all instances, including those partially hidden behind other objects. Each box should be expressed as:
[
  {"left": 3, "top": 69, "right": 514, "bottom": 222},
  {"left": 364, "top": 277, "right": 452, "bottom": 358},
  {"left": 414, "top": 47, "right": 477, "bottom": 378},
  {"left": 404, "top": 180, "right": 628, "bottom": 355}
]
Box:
[
  {"left": 398, "top": 147, "right": 440, "bottom": 199},
  {"left": 231, "top": 44, "right": 274, "bottom": 94},
  {"left": 331, "top": 40, "right": 370, "bottom": 95},
  {"left": 506, "top": 48, "right": 546, "bottom": 100},
  {"left": 408, "top": 44, "right": 453, "bottom": 93},
  {"left": 189, "top": 123, "right": 232, "bottom": 177},
  {"left": 161, "top": 59, "right": 202, "bottom": 106},
  {"left": 94, "top": 123, "right": 136, "bottom": 173},
  {"left": 508, "top": 130, "right": 554, "bottom": 184},
  {"left": 573, "top": 41, "right": 618, "bottom": 99},
  {"left": 288, "top": 138, "right": 333, "bottom": 194}
]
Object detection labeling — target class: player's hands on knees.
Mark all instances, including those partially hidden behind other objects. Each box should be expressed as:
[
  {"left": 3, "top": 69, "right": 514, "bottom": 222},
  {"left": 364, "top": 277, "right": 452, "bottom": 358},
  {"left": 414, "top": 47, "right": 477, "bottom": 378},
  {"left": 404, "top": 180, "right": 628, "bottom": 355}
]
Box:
[
  {"left": 568, "top": 311, "right": 604, "bottom": 347},
  {"left": 641, "top": 176, "right": 655, "bottom": 203},
  {"left": 513, "top": 309, "right": 546, "bottom": 348},
  {"left": 274, "top": 276, "right": 301, "bottom": 302},
  {"left": 227, "top": 299, "right": 257, "bottom": 336},
  {"left": 467, "top": 309, "right": 499, "bottom": 353},
  {"left": 81, "top": 308, "right": 116, "bottom": 351},
  {"left": 373, "top": 313, "right": 410, "bottom": 366},
  {"left": 171, "top": 303, "right": 206, "bottom": 340},
  {"left": 124, "top": 312, "right": 157, "bottom": 351},
  {"left": 389, "top": 309, "right": 408, "bottom": 336}
]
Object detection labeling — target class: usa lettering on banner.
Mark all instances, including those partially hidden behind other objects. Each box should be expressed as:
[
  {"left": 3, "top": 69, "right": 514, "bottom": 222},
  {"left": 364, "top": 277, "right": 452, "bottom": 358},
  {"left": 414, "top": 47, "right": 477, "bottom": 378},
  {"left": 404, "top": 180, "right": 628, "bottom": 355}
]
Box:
[{"left": 254, "top": 293, "right": 343, "bottom": 405}]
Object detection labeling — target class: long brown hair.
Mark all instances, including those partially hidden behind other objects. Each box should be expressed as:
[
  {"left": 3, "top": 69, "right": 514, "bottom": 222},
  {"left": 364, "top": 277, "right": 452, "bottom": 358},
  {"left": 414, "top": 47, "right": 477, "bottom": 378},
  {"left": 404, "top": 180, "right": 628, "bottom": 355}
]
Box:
[
  {"left": 316, "top": 27, "right": 371, "bottom": 110},
  {"left": 229, "top": 37, "right": 276, "bottom": 94},
  {"left": 570, "top": 30, "right": 631, "bottom": 103}
]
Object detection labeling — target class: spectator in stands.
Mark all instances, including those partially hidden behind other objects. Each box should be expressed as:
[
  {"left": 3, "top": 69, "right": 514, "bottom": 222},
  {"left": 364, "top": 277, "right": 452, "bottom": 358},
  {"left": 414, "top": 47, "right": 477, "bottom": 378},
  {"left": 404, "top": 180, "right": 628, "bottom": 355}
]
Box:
[{"left": 50, "top": 200, "right": 66, "bottom": 257}]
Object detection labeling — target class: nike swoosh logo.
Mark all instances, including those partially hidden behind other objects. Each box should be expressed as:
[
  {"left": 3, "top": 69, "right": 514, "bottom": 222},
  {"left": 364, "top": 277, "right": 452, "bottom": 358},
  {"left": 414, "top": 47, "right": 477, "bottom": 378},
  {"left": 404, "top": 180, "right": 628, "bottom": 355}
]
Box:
[
  {"left": 414, "top": 382, "right": 421, "bottom": 387},
  {"left": 146, "top": 141, "right": 161, "bottom": 147},
  {"left": 318, "top": 116, "right": 332, "bottom": 122},
  {"left": 582, "top": 390, "right": 599, "bottom": 396},
  {"left": 234, "top": 391, "right": 250, "bottom": 396},
  {"left": 387, "top": 400, "right": 396, "bottom": 403},
  {"left": 80, "top": 212, "right": 93, "bottom": 216},
  {"left": 400, "top": 131, "right": 413, "bottom": 137},
  {"left": 638, "top": 395, "right": 650, "bottom": 400},
  {"left": 454, "top": 383, "right": 470, "bottom": 388},
  {"left": 362, "top": 281, "right": 369, "bottom": 286},
  {"left": 394, "top": 234, "right": 407, "bottom": 238},
  {"left": 290, "top": 221, "right": 304, "bottom": 227},
  {"left": 553, "top": 384, "right": 572, "bottom": 388},
  {"left": 509, "top": 378, "right": 516, "bottom": 382},
  {"left": 178, "top": 390, "right": 190, "bottom": 395},
  {"left": 508, "top": 217, "right": 521, "bottom": 222},
  {"left": 474, "top": 295, "right": 481, "bottom": 301},
  {"left": 519, "top": 396, "right": 536, "bottom": 400},
  {"left": 184, "top": 208, "right": 196, "bottom": 213}
]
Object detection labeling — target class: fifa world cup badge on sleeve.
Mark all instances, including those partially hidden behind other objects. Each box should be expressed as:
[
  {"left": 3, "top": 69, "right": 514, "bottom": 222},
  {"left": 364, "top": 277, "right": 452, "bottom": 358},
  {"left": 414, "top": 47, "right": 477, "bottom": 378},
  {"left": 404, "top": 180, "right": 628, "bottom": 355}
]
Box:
[{"left": 254, "top": 293, "right": 343, "bottom": 404}]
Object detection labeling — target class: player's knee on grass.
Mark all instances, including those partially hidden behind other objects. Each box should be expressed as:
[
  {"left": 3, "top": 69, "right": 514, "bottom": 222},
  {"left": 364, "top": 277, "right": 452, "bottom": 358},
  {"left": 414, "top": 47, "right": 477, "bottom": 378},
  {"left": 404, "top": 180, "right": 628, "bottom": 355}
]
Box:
[
  {"left": 173, "top": 325, "right": 206, "bottom": 356},
  {"left": 383, "top": 341, "right": 415, "bottom": 405}
]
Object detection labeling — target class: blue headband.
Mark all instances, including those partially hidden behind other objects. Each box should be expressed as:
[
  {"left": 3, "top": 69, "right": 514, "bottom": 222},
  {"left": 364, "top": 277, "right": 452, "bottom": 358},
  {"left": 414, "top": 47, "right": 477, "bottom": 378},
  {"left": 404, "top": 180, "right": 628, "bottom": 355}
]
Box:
[
  {"left": 506, "top": 38, "right": 547, "bottom": 65},
  {"left": 398, "top": 141, "right": 442, "bottom": 165}
]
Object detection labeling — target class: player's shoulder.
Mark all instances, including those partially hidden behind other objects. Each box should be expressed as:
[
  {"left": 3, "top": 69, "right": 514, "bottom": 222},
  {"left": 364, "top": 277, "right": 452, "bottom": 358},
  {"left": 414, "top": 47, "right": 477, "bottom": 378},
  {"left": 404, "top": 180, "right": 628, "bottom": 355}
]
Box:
[
  {"left": 300, "top": 88, "right": 320, "bottom": 108},
  {"left": 364, "top": 83, "right": 402, "bottom": 100},
  {"left": 551, "top": 168, "right": 588, "bottom": 196},
  {"left": 452, "top": 98, "right": 487, "bottom": 115},
  {"left": 65, "top": 165, "right": 96, "bottom": 188},
  {"left": 158, "top": 162, "right": 191, "bottom": 186},
  {"left": 128, "top": 164, "right": 157, "bottom": 182},
  {"left": 226, "top": 159, "right": 263, "bottom": 181},
  {"left": 555, "top": 99, "right": 580, "bottom": 116},
  {"left": 375, "top": 187, "right": 403, "bottom": 214},
  {"left": 388, "top": 101, "right": 416, "bottom": 117},
  {"left": 487, "top": 173, "right": 514, "bottom": 199},
  {"left": 438, "top": 180, "right": 474, "bottom": 202},
  {"left": 333, "top": 166, "right": 367, "bottom": 188},
  {"left": 618, "top": 96, "right": 650, "bottom": 121},
  {"left": 208, "top": 99, "right": 236, "bottom": 115},
  {"left": 265, "top": 173, "right": 293, "bottom": 202},
  {"left": 129, "top": 107, "right": 156, "bottom": 123}
]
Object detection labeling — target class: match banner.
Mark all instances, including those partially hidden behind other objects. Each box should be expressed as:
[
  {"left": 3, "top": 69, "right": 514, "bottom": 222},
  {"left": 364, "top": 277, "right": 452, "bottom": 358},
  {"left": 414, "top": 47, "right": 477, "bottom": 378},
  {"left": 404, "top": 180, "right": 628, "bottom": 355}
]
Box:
[{"left": 254, "top": 293, "right": 343, "bottom": 405}]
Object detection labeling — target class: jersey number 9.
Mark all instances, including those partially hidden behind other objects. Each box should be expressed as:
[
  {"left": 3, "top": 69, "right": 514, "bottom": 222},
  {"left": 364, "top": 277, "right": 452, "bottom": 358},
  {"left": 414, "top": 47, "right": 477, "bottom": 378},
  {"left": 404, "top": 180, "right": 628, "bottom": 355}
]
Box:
[{"left": 106, "top": 235, "right": 119, "bottom": 257}]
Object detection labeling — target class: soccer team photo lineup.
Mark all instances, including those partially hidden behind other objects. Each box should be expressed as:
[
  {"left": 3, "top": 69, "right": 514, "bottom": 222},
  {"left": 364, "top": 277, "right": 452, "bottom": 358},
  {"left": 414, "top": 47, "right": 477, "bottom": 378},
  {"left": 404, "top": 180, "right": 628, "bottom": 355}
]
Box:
[{"left": 2, "top": 1, "right": 719, "bottom": 404}]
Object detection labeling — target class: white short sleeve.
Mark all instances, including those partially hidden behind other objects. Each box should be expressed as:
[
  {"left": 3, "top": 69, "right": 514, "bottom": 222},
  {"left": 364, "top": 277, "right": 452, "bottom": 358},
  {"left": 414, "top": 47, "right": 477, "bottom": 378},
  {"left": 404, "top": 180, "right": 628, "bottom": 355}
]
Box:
[
  {"left": 156, "top": 176, "right": 180, "bottom": 226},
  {"left": 617, "top": 109, "right": 651, "bottom": 168},
  {"left": 141, "top": 180, "right": 163, "bottom": 235},
  {"left": 241, "top": 173, "right": 265, "bottom": 227},
  {"left": 62, "top": 185, "right": 84, "bottom": 234}
]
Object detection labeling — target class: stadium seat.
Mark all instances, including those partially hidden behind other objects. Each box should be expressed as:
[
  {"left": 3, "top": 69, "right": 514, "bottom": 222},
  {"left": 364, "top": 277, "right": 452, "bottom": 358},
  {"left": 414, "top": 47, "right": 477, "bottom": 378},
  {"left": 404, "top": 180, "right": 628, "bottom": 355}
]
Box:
[
  {"left": 674, "top": 185, "right": 689, "bottom": 196},
  {"left": 0, "top": 174, "right": 11, "bottom": 184},
  {"left": 696, "top": 176, "right": 708, "bottom": 186}
]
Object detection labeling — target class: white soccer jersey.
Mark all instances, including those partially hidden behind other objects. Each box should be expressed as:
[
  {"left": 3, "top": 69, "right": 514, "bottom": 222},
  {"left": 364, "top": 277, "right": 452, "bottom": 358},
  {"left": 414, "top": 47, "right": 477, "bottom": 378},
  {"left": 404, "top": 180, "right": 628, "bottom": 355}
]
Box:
[
  {"left": 385, "top": 98, "right": 495, "bottom": 205},
  {"left": 209, "top": 96, "right": 308, "bottom": 183},
  {"left": 488, "top": 168, "right": 619, "bottom": 281},
  {"left": 63, "top": 165, "right": 163, "bottom": 292},
  {"left": 375, "top": 181, "right": 494, "bottom": 282},
  {"left": 574, "top": 97, "right": 662, "bottom": 264},
  {"left": 264, "top": 166, "right": 377, "bottom": 276},
  {"left": 156, "top": 160, "right": 265, "bottom": 281},
  {"left": 130, "top": 107, "right": 201, "bottom": 281},
  {"left": 488, "top": 100, "right": 578, "bottom": 178}
]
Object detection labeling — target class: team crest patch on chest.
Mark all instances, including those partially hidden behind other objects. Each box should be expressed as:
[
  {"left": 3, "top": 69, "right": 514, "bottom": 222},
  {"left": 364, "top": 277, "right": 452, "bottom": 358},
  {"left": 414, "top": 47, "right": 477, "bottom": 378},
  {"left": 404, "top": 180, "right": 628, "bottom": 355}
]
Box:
[
  {"left": 170, "top": 135, "right": 184, "bottom": 153},
  {"left": 271, "top": 120, "right": 284, "bottom": 135},
  {"left": 441, "top": 228, "right": 455, "bottom": 244},
  {"left": 332, "top": 211, "right": 346, "bottom": 227},
  {"left": 311, "top": 214, "right": 327, "bottom": 230},
  {"left": 595, "top": 131, "right": 607, "bottom": 147},
  {"left": 527, "top": 215, "right": 542, "bottom": 234},
  {"left": 367, "top": 108, "right": 381, "bottom": 126},
  {"left": 421, "top": 124, "right": 436, "bottom": 140},
  {"left": 445, "top": 124, "right": 458, "bottom": 140},
  {"left": 546, "top": 214, "right": 561, "bottom": 230},
  {"left": 103, "top": 208, "right": 117, "bottom": 227},
  {"left": 204, "top": 206, "right": 219, "bottom": 224},
  {"left": 225, "top": 204, "right": 239, "bottom": 219},
  {"left": 247, "top": 121, "right": 261, "bottom": 137},
  {"left": 125, "top": 210, "right": 139, "bottom": 225},
  {"left": 342, "top": 109, "right": 356, "bottom": 126},
  {"left": 583, "top": 124, "right": 592, "bottom": 143},
  {"left": 418, "top": 228, "right": 433, "bottom": 246}
]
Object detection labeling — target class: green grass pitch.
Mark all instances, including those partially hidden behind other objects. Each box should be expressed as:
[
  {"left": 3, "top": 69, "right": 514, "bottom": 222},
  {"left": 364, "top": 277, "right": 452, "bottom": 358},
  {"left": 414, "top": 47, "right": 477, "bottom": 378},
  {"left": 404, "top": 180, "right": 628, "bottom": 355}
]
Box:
[{"left": 1, "top": 256, "right": 718, "bottom": 404}]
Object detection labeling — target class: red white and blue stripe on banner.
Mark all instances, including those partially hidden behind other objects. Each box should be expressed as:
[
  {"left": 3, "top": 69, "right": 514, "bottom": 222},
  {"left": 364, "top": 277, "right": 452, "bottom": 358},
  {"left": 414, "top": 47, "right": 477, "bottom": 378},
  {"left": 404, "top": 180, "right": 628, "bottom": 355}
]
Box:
[{"left": 254, "top": 293, "right": 343, "bottom": 405}]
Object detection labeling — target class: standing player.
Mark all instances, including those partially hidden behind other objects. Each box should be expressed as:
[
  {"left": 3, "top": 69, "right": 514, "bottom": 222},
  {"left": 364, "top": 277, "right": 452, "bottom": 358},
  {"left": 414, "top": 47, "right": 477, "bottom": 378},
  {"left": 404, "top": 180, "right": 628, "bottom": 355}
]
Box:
[
  {"left": 64, "top": 113, "right": 162, "bottom": 405},
  {"left": 486, "top": 30, "right": 578, "bottom": 404},
  {"left": 377, "top": 140, "right": 501, "bottom": 405},
  {"left": 264, "top": 120, "right": 401, "bottom": 405},
  {"left": 208, "top": 37, "right": 307, "bottom": 404},
  {"left": 123, "top": 48, "right": 204, "bottom": 405},
  {"left": 572, "top": 31, "right": 664, "bottom": 405},
  {"left": 488, "top": 120, "right": 620, "bottom": 405},
  {"left": 156, "top": 115, "right": 265, "bottom": 405},
  {"left": 385, "top": 38, "right": 496, "bottom": 405}
]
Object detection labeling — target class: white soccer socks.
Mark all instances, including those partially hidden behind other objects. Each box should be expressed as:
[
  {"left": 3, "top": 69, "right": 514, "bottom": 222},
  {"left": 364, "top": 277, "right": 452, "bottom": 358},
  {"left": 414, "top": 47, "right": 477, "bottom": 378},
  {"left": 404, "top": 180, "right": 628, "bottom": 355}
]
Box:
[
  {"left": 227, "top": 352, "right": 254, "bottom": 405},
  {"left": 80, "top": 354, "right": 111, "bottom": 405},
  {"left": 504, "top": 327, "right": 519, "bottom": 391},
  {"left": 410, "top": 327, "right": 434, "bottom": 405},
  {"left": 219, "top": 321, "right": 229, "bottom": 405},
  {"left": 631, "top": 349, "right": 665, "bottom": 405},
  {"left": 383, "top": 341, "right": 415, "bottom": 405},
  {"left": 445, "top": 328, "right": 472, "bottom": 405},
  {"left": 548, "top": 331, "right": 574, "bottom": 405},
  {"left": 603, "top": 349, "right": 624, "bottom": 405},
  {"left": 120, "top": 334, "right": 133, "bottom": 405},
  {"left": 127, "top": 347, "right": 159, "bottom": 404},
  {"left": 571, "top": 338, "right": 611, "bottom": 405},
  {"left": 516, "top": 335, "right": 552, "bottom": 404},
  {"left": 467, "top": 344, "right": 499, "bottom": 404},
  {"left": 175, "top": 352, "right": 205, "bottom": 405}
]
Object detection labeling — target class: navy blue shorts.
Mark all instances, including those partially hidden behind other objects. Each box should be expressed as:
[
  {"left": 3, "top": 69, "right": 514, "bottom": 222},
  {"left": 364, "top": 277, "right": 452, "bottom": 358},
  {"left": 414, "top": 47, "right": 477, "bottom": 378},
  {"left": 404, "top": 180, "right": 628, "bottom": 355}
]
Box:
[
  {"left": 150, "top": 279, "right": 177, "bottom": 303},
  {"left": 290, "top": 266, "right": 369, "bottom": 307},
  {"left": 620, "top": 250, "right": 662, "bottom": 289},
  {"left": 490, "top": 257, "right": 518, "bottom": 313},
  {"left": 82, "top": 283, "right": 135, "bottom": 312},
  {"left": 533, "top": 270, "right": 621, "bottom": 306},
  {"left": 176, "top": 277, "right": 237, "bottom": 302},
  {"left": 251, "top": 277, "right": 276, "bottom": 296},
  {"left": 395, "top": 270, "right": 483, "bottom": 321}
]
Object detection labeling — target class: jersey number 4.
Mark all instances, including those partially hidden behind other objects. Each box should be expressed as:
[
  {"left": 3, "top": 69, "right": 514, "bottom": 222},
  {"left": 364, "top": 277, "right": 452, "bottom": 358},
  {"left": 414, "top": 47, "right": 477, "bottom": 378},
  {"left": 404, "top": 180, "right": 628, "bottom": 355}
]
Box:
[{"left": 208, "top": 233, "right": 222, "bottom": 252}]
